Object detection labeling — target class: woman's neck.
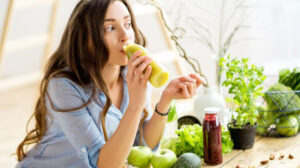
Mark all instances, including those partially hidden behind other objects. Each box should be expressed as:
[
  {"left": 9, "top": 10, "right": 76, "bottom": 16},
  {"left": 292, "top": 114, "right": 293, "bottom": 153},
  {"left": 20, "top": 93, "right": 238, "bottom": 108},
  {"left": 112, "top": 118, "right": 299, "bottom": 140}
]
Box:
[{"left": 101, "top": 64, "right": 122, "bottom": 89}]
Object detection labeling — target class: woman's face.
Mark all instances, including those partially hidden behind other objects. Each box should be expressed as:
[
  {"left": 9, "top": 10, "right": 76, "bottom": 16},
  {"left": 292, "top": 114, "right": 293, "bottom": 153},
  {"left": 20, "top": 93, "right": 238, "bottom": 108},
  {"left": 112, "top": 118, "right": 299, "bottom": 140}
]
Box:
[{"left": 104, "top": 1, "right": 135, "bottom": 66}]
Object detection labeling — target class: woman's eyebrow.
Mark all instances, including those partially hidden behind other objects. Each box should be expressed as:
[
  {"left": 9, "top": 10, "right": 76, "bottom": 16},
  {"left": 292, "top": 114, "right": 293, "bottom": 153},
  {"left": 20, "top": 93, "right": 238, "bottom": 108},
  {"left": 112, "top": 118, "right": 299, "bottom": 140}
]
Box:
[{"left": 104, "top": 15, "right": 130, "bottom": 22}]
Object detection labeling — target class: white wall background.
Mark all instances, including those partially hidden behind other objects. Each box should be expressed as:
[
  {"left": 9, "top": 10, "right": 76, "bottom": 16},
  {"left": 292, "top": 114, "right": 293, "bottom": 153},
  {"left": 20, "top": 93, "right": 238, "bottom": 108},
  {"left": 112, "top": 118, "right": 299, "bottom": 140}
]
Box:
[
  {"left": 157, "top": 0, "right": 300, "bottom": 86},
  {"left": 0, "top": 0, "right": 299, "bottom": 82},
  {"left": 0, "top": 0, "right": 79, "bottom": 79}
]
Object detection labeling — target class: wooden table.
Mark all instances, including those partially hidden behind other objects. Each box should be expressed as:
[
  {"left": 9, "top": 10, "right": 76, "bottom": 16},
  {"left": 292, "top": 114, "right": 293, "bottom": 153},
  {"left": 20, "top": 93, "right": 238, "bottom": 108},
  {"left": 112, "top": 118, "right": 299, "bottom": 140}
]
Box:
[{"left": 202, "top": 135, "right": 300, "bottom": 168}]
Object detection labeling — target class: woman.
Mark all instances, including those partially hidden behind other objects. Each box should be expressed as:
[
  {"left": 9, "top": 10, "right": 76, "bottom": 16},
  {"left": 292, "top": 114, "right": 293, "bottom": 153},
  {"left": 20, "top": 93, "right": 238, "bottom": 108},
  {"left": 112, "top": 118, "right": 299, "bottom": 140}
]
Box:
[{"left": 16, "top": 0, "right": 203, "bottom": 167}]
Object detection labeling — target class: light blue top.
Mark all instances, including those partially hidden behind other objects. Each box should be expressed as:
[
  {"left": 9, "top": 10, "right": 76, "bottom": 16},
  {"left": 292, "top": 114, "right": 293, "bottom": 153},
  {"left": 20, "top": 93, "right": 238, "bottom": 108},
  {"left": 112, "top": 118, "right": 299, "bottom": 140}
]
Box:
[{"left": 16, "top": 68, "right": 159, "bottom": 168}]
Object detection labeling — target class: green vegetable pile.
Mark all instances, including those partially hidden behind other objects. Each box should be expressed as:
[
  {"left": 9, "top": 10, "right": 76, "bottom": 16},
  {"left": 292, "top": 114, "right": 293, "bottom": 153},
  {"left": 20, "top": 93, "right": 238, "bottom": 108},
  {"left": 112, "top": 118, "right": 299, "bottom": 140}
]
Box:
[
  {"left": 175, "top": 124, "right": 204, "bottom": 157},
  {"left": 264, "top": 83, "right": 300, "bottom": 113},
  {"left": 258, "top": 67, "right": 300, "bottom": 136},
  {"left": 161, "top": 124, "right": 233, "bottom": 158},
  {"left": 258, "top": 84, "right": 300, "bottom": 136},
  {"left": 279, "top": 67, "right": 300, "bottom": 90}
]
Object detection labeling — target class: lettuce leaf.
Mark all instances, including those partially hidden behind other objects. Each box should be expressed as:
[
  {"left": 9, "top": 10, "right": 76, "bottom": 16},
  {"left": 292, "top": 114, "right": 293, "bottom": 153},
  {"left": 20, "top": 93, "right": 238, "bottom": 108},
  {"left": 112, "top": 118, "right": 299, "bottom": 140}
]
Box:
[{"left": 170, "top": 124, "right": 233, "bottom": 158}]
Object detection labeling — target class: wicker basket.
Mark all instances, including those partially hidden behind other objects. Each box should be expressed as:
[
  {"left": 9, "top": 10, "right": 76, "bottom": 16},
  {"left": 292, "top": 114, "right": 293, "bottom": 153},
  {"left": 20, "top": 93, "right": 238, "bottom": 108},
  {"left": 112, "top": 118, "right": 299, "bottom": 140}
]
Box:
[{"left": 257, "top": 90, "right": 300, "bottom": 137}]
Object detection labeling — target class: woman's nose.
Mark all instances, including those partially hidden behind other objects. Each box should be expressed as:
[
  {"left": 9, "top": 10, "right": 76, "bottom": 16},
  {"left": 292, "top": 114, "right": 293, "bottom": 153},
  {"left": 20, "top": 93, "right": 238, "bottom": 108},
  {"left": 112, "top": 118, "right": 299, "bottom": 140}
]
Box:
[{"left": 120, "top": 28, "right": 130, "bottom": 43}]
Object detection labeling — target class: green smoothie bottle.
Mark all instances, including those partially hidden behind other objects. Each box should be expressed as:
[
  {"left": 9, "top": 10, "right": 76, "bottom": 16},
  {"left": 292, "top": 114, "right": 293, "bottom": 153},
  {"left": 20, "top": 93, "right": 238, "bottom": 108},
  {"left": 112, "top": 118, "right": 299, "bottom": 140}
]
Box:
[{"left": 124, "top": 43, "right": 169, "bottom": 88}]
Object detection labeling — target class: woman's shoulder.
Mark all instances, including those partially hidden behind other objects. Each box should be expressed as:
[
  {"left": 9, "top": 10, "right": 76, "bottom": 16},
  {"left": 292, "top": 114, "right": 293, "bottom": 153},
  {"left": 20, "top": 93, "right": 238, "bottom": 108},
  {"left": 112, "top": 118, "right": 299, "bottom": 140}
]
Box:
[
  {"left": 47, "top": 75, "right": 93, "bottom": 99},
  {"left": 47, "top": 76, "right": 94, "bottom": 111},
  {"left": 48, "top": 77, "right": 83, "bottom": 92},
  {"left": 47, "top": 67, "right": 91, "bottom": 91}
]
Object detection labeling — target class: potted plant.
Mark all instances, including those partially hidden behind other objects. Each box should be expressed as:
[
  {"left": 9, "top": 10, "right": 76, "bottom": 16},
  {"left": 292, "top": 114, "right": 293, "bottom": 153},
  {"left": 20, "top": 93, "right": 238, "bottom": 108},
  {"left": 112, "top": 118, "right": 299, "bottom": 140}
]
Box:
[{"left": 219, "top": 54, "right": 266, "bottom": 149}]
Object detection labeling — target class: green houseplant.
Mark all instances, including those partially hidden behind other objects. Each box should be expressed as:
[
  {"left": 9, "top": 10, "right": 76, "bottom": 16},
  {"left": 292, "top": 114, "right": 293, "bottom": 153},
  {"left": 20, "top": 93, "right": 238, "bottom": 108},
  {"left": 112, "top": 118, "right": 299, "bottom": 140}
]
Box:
[{"left": 219, "top": 54, "right": 266, "bottom": 149}]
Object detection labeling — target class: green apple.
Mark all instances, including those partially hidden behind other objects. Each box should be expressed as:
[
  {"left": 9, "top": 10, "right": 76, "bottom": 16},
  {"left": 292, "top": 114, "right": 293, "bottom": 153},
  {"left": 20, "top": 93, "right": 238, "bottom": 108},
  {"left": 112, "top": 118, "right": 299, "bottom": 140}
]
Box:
[
  {"left": 276, "top": 115, "right": 299, "bottom": 136},
  {"left": 160, "top": 137, "right": 177, "bottom": 152},
  {"left": 151, "top": 149, "right": 177, "bottom": 168},
  {"left": 297, "top": 115, "right": 300, "bottom": 132},
  {"left": 128, "top": 146, "right": 153, "bottom": 168},
  {"left": 167, "top": 101, "right": 177, "bottom": 123}
]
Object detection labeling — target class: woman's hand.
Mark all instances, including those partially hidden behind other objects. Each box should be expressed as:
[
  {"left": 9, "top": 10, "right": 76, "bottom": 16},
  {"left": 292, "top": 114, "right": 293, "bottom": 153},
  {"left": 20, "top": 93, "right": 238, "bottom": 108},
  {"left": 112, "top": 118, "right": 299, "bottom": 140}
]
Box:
[
  {"left": 126, "top": 51, "right": 152, "bottom": 111},
  {"left": 156, "top": 73, "right": 204, "bottom": 115},
  {"left": 162, "top": 73, "right": 204, "bottom": 102}
]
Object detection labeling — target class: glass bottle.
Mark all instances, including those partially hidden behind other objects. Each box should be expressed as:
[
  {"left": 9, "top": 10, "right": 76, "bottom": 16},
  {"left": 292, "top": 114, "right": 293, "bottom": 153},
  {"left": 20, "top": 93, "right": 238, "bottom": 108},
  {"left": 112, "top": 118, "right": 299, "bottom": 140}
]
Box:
[{"left": 203, "top": 107, "right": 223, "bottom": 165}]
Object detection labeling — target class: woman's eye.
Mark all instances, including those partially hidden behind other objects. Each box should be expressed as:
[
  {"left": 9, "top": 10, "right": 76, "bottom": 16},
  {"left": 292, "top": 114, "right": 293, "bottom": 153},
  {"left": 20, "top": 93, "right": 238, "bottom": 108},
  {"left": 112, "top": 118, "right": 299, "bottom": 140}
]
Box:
[
  {"left": 126, "top": 22, "right": 132, "bottom": 28},
  {"left": 105, "top": 26, "right": 115, "bottom": 32}
]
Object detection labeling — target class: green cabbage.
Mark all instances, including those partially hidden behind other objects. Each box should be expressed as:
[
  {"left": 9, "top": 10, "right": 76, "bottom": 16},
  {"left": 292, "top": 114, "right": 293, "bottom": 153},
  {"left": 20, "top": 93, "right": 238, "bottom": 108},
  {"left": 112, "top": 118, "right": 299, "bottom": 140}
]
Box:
[{"left": 264, "top": 83, "right": 300, "bottom": 113}]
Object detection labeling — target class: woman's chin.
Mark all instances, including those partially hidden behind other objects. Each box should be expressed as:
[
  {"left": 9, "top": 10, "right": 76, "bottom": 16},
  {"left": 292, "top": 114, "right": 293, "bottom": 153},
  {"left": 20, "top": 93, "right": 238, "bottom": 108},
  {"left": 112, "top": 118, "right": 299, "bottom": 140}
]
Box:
[
  {"left": 122, "top": 58, "right": 129, "bottom": 65},
  {"left": 120, "top": 60, "right": 128, "bottom": 66}
]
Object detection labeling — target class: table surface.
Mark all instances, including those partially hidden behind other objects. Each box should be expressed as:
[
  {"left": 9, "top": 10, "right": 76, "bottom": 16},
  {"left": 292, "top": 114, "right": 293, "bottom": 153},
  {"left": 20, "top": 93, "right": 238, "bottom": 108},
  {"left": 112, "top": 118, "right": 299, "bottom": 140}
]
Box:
[
  {"left": 165, "top": 100, "right": 300, "bottom": 168},
  {"left": 202, "top": 135, "right": 300, "bottom": 168}
]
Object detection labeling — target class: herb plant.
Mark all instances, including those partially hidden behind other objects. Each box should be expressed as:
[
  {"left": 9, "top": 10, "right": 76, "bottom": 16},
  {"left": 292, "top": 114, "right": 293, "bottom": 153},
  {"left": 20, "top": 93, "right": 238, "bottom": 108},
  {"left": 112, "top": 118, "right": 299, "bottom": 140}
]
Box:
[{"left": 219, "top": 54, "right": 266, "bottom": 128}]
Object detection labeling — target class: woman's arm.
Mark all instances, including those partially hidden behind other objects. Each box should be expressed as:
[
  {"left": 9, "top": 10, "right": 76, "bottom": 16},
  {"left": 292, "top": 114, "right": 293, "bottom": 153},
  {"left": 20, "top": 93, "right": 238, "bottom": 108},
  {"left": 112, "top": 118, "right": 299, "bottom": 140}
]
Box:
[
  {"left": 142, "top": 92, "right": 171, "bottom": 149},
  {"left": 143, "top": 74, "right": 204, "bottom": 149},
  {"left": 98, "top": 51, "right": 153, "bottom": 168},
  {"left": 97, "top": 105, "right": 144, "bottom": 168}
]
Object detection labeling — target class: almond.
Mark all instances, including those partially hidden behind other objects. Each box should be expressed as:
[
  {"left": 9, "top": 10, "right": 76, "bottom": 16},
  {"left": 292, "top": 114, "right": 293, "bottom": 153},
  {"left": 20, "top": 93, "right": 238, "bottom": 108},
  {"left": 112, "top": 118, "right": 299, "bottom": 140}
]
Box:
[
  {"left": 260, "top": 160, "right": 269, "bottom": 165},
  {"left": 279, "top": 154, "right": 284, "bottom": 160},
  {"left": 288, "top": 154, "right": 294, "bottom": 159}
]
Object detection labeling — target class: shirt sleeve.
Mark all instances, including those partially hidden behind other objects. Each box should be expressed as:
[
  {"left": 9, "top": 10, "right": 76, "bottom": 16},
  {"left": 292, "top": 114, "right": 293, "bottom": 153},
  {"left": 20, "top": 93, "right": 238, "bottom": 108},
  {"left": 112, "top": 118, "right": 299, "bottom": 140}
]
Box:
[
  {"left": 47, "top": 77, "right": 105, "bottom": 168},
  {"left": 134, "top": 84, "right": 165, "bottom": 151}
]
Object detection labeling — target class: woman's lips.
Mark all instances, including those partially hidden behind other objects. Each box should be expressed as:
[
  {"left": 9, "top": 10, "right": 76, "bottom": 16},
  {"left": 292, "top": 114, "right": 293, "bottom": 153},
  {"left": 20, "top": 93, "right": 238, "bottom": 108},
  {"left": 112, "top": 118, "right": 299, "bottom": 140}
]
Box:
[{"left": 120, "top": 50, "right": 126, "bottom": 55}]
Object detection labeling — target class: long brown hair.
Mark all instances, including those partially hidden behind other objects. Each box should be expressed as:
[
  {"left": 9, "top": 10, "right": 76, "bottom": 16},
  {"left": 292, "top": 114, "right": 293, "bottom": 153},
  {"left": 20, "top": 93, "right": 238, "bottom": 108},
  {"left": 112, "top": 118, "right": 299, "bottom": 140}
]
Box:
[{"left": 17, "top": 0, "right": 148, "bottom": 161}]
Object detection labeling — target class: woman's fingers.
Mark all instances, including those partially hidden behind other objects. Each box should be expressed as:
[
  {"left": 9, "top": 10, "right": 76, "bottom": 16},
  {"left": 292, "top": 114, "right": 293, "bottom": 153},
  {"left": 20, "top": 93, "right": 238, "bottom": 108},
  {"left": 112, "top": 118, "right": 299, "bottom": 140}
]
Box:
[
  {"left": 131, "top": 56, "right": 150, "bottom": 68},
  {"left": 127, "top": 51, "right": 152, "bottom": 84},
  {"left": 127, "top": 51, "right": 142, "bottom": 78},
  {"left": 128, "top": 51, "right": 151, "bottom": 78},
  {"left": 177, "top": 80, "right": 197, "bottom": 98},
  {"left": 135, "top": 58, "right": 152, "bottom": 78},
  {"left": 189, "top": 73, "right": 205, "bottom": 87},
  {"left": 177, "top": 83, "right": 190, "bottom": 98},
  {"left": 187, "top": 83, "right": 193, "bottom": 97},
  {"left": 179, "top": 75, "right": 197, "bottom": 94},
  {"left": 180, "top": 73, "right": 205, "bottom": 87},
  {"left": 142, "top": 65, "right": 152, "bottom": 84},
  {"left": 179, "top": 75, "right": 196, "bottom": 83},
  {"left": 185, "top": 82, "right": 196, "bottom": 97}
]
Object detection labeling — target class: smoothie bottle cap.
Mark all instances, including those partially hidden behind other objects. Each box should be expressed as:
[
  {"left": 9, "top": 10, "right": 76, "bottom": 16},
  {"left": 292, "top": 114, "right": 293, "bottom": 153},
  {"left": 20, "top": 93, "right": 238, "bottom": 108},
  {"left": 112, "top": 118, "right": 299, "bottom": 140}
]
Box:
[{"left": 204, "top": 107, "right": 220, "bottom": 114}]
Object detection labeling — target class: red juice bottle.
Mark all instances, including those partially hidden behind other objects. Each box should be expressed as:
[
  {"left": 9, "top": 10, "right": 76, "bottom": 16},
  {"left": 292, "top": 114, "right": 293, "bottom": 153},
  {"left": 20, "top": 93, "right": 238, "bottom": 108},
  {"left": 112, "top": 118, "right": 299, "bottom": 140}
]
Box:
[{"left": 203, "top": 107, "right": 223, "bottom": 165}]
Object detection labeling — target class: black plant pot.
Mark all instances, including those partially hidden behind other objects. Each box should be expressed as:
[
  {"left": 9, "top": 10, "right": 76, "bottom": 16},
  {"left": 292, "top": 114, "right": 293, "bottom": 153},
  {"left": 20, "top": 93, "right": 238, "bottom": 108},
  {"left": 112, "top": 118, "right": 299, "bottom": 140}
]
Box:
[
  {"left": 177, "top": 115, "right": 201, "bottom": 129},
  {"left": 229, "top": 124, "right": 257, "bottom": 149}
]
